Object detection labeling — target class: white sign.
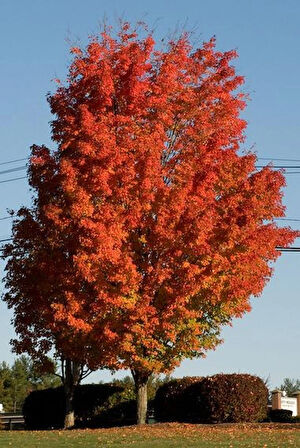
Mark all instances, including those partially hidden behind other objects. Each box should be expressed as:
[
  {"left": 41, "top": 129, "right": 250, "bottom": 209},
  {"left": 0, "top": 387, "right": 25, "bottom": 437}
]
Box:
[
  {"left": 0, "top": 403, "right": 3, "bottom": 413},
  {"left": 281, "top": 397, "right": 297, "bottom": 416}
]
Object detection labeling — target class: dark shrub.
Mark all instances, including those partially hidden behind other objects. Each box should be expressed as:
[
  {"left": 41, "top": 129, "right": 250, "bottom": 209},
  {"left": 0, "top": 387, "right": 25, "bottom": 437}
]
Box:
[
  {"left": 154, "top": 377, "right": 202, "bottom": 422},
  {"left": 185, "top": 374, "right": 268, "bottom": 423},
  {"left": 74, "top": 384, "right": 122, "bottom": 424},
  {"left": 23, "top": 384, "right": 122, "bottom": 429},
  {"left": 23, "top": 387, "right": 65, "bottom": 429},
  {"left": 155, "top": 374, "right": 268, "bottom": 423},
  {"left": 86, "top": 380, "right": 137, "bottom": 428},
  {"left": 90, "top": 399, "right": 137, "bottom": 427},
  {"left": 269, "top": 409, "right": 293, "bottom": 423}
]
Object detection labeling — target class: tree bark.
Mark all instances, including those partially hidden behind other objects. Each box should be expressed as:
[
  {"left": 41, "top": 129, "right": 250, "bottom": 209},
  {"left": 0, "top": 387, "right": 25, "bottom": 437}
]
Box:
[
  {"left": 64, "top": 392, "right": 75, "bottom": 429},
  {"left": 132, "top": 370, "right": 150, "bottom": 425},
  {"left": 63, "top": 359, "right": 80, "bottom": 429}
]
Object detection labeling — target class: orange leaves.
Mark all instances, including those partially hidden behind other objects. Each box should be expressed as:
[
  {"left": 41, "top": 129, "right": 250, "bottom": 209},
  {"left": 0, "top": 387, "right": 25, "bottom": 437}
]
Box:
[
  {"left": 3, "top": 22, "right": 298, "bottom": 381},
  {"left": 70, "top": 46, "right": 82, "bottom": 56}
]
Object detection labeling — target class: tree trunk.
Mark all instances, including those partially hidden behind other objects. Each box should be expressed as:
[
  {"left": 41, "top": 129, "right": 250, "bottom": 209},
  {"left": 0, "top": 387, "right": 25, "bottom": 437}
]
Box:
[
  {"left": 132, "top": 370, "right": 150, "bottom": 425},
  {"left": 63, "top": 359, "right": 80, "bottom": 429},
  {"left": 64, "top": 385, "right": 75, "bottom": 429}
]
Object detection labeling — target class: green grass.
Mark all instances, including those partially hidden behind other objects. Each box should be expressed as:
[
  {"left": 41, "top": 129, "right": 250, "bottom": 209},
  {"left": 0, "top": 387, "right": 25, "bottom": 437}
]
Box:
[{"left": 0, "top": 423, "right": 299, "bottom": 448}]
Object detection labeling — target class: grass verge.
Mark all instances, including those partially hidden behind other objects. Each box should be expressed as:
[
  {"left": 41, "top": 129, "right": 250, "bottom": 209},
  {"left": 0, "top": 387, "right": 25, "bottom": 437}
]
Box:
[{"left": 0, "top": 422, "right": 299, "bottom": 447}]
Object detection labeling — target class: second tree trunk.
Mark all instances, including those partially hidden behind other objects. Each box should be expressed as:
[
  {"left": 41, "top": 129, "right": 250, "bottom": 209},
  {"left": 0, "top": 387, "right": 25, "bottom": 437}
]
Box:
[{"left": 132, "top": 370, "right": 150, "bottom": 425}]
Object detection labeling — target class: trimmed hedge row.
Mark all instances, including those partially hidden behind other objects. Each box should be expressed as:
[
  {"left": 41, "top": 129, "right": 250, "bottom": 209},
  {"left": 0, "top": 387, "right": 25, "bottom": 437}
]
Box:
[
  {"left": 154, "top": 374, "right": 268, "bottom": 423},
  {"left": 23, "top": 374, "right": 270, "bottom": 428},
  {"left": 269, "top": 409, "right": 293, "bottom": 423},
  {"left": 268, "top": 409, "right": 300, "bottom": 423},
  {"left": 154, "top": 377, "right": 202, "bottom": 422},
  {"left": 23, "top": 384, "right": 123, "bottom": 429}
]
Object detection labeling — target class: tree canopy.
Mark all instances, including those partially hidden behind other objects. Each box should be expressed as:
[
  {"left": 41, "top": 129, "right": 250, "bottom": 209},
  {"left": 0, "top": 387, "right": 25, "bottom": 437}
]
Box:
[{"left": 2, "top": 22, "right": 298, "bottom": 424}]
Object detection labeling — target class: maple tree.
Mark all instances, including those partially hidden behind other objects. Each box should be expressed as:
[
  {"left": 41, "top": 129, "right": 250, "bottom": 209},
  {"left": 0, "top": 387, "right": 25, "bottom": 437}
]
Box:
[{"left": 3, "top": 22, "right": 298, "bottom": 425}]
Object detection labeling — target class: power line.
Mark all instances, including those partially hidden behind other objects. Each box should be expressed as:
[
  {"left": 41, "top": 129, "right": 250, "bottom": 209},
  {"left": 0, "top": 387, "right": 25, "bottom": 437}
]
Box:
[
  {"left": 257, "top": 158, "right": 300, "bottom": 162},
  {"left": 0, "top": 157, "right": 29, "bottom": 166},
  {"left": 275, "top": 218, "right": 300, "bottom": 222},
  {"left": 1, "top": 156, "right": 300, "bottom": 167},
  {"left": 0, "top": 169, "right": 299, "bottom": 186},
  {"left": 0, "top": 176, "right": 27, "bottom": 184},
  {"left": 4, "top": 167, "right": 300, "bottom": 182},
  {"left": 2, "top": 159, "right": 300, "bottom": 179},
  {"left": 256, "top": 165, "right": 300, "bottom": 169},
  {"left": 0, "top": 213, "right": 299, "bottom": 223},
  {"left": 277, "top": 247, "right": 300, "bottom": 252},
  {"left": 0, "top": 166, "right": 27, "bottom": 176},
  {"left": 0, "top": 156, "right": 300, "bottom": 168},
  {"left": 0, "top": 216, "right": 12, "bottom": 221},
  {"left": 280, "top": 251, "right": 300, "bottom": 253},
  {"left": 0, "top": 239, "right": 299, "bottom": 251},
  {"left": 256, "top": 168, "right": 300, "bottom": 174}
]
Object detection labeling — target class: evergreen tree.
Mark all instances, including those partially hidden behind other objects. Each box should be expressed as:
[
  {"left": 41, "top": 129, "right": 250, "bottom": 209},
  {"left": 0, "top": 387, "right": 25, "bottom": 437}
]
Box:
[
  {"left": 279, "top": 378, "right": 300, "bottom": 396},
  {"left": 0, "top": 356, "right": 61, "bottom": 412}
]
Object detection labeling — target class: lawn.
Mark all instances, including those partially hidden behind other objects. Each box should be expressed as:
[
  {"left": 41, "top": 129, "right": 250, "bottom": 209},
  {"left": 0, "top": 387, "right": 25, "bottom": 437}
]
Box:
[{"left": 0, "top": 423, "right": 299, "bottom": 448}]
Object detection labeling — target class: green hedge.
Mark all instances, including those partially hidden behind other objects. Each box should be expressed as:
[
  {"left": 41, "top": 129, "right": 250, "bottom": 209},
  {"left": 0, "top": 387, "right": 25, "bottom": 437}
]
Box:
[
  {"left": 269, "top": 409, "right": 293, "bottom": 423},
  {"left": 89, "top": 399, "right": 137, "bottom": 427},
  {"left": 187, "top": 374, "right": 268, "bottom": 423},
  {"left": 23, "top": 384, "right": 122, "bottom": 429},
  {"left": 154, "top": 377, "right": 202, "bottom": 422},
  {"left": 154, "top": 374, "right": 268, "bottom": 423}
]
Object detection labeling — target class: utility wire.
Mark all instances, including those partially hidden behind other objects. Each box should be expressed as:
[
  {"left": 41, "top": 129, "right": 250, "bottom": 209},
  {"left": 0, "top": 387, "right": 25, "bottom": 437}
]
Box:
[
  {"left": 275, "top": 218, "right": 300, "bottom": 222},
  {"left": 0, "top": 166, "right": 27, "bottom": 176},
  {"left": 0, "top": 176, "right": 27, "bottom": 184},
  {"left": 1, "top": 159, "right": 300, "bottom": 178},
  {"left": 258, "top": 158, "right": 300, "bottom": 162},
  {"left": 0, "top": 156, "right": 300, "bottom": 165},
  {"left": 0, "top": 157, "right": 29, "bottom": 166},
  {"left": 0, "top": 238, "right": 299, "bottom": 252},
  {"left": 0, "top": 216, "right": 12, "bottom": 221},
  {"left": 0, "top": 167, "right": 300, "bottom": 185},
  {"left": 256, "top": 165, "right": 300, "bottom": 169},
  {"left": 8, "top": 164, "right": 300, "bottom": 175},
  {"left": 0, "top": 212, "right": 299, "bottom": 222},
  {"left": 0, "top": 166, "right": 27, "bottom": 185},
  {"left": 277, "top": 248, "right": 300, "bottom": 252},
  {"left": 0, "top": 156, "right": 299, "bottom": 167}
]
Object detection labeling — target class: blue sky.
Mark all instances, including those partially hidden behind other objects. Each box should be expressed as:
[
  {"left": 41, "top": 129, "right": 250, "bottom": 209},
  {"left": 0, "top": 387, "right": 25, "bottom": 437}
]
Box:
[{"left": 0, "top": 0, "right": 299, "bottom": 388}]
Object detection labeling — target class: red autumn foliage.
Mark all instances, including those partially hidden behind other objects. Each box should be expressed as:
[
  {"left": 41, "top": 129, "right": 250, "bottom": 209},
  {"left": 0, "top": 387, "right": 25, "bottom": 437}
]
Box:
[{"left": 3, "top": 22, "right": 298, "bottom": 424}]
